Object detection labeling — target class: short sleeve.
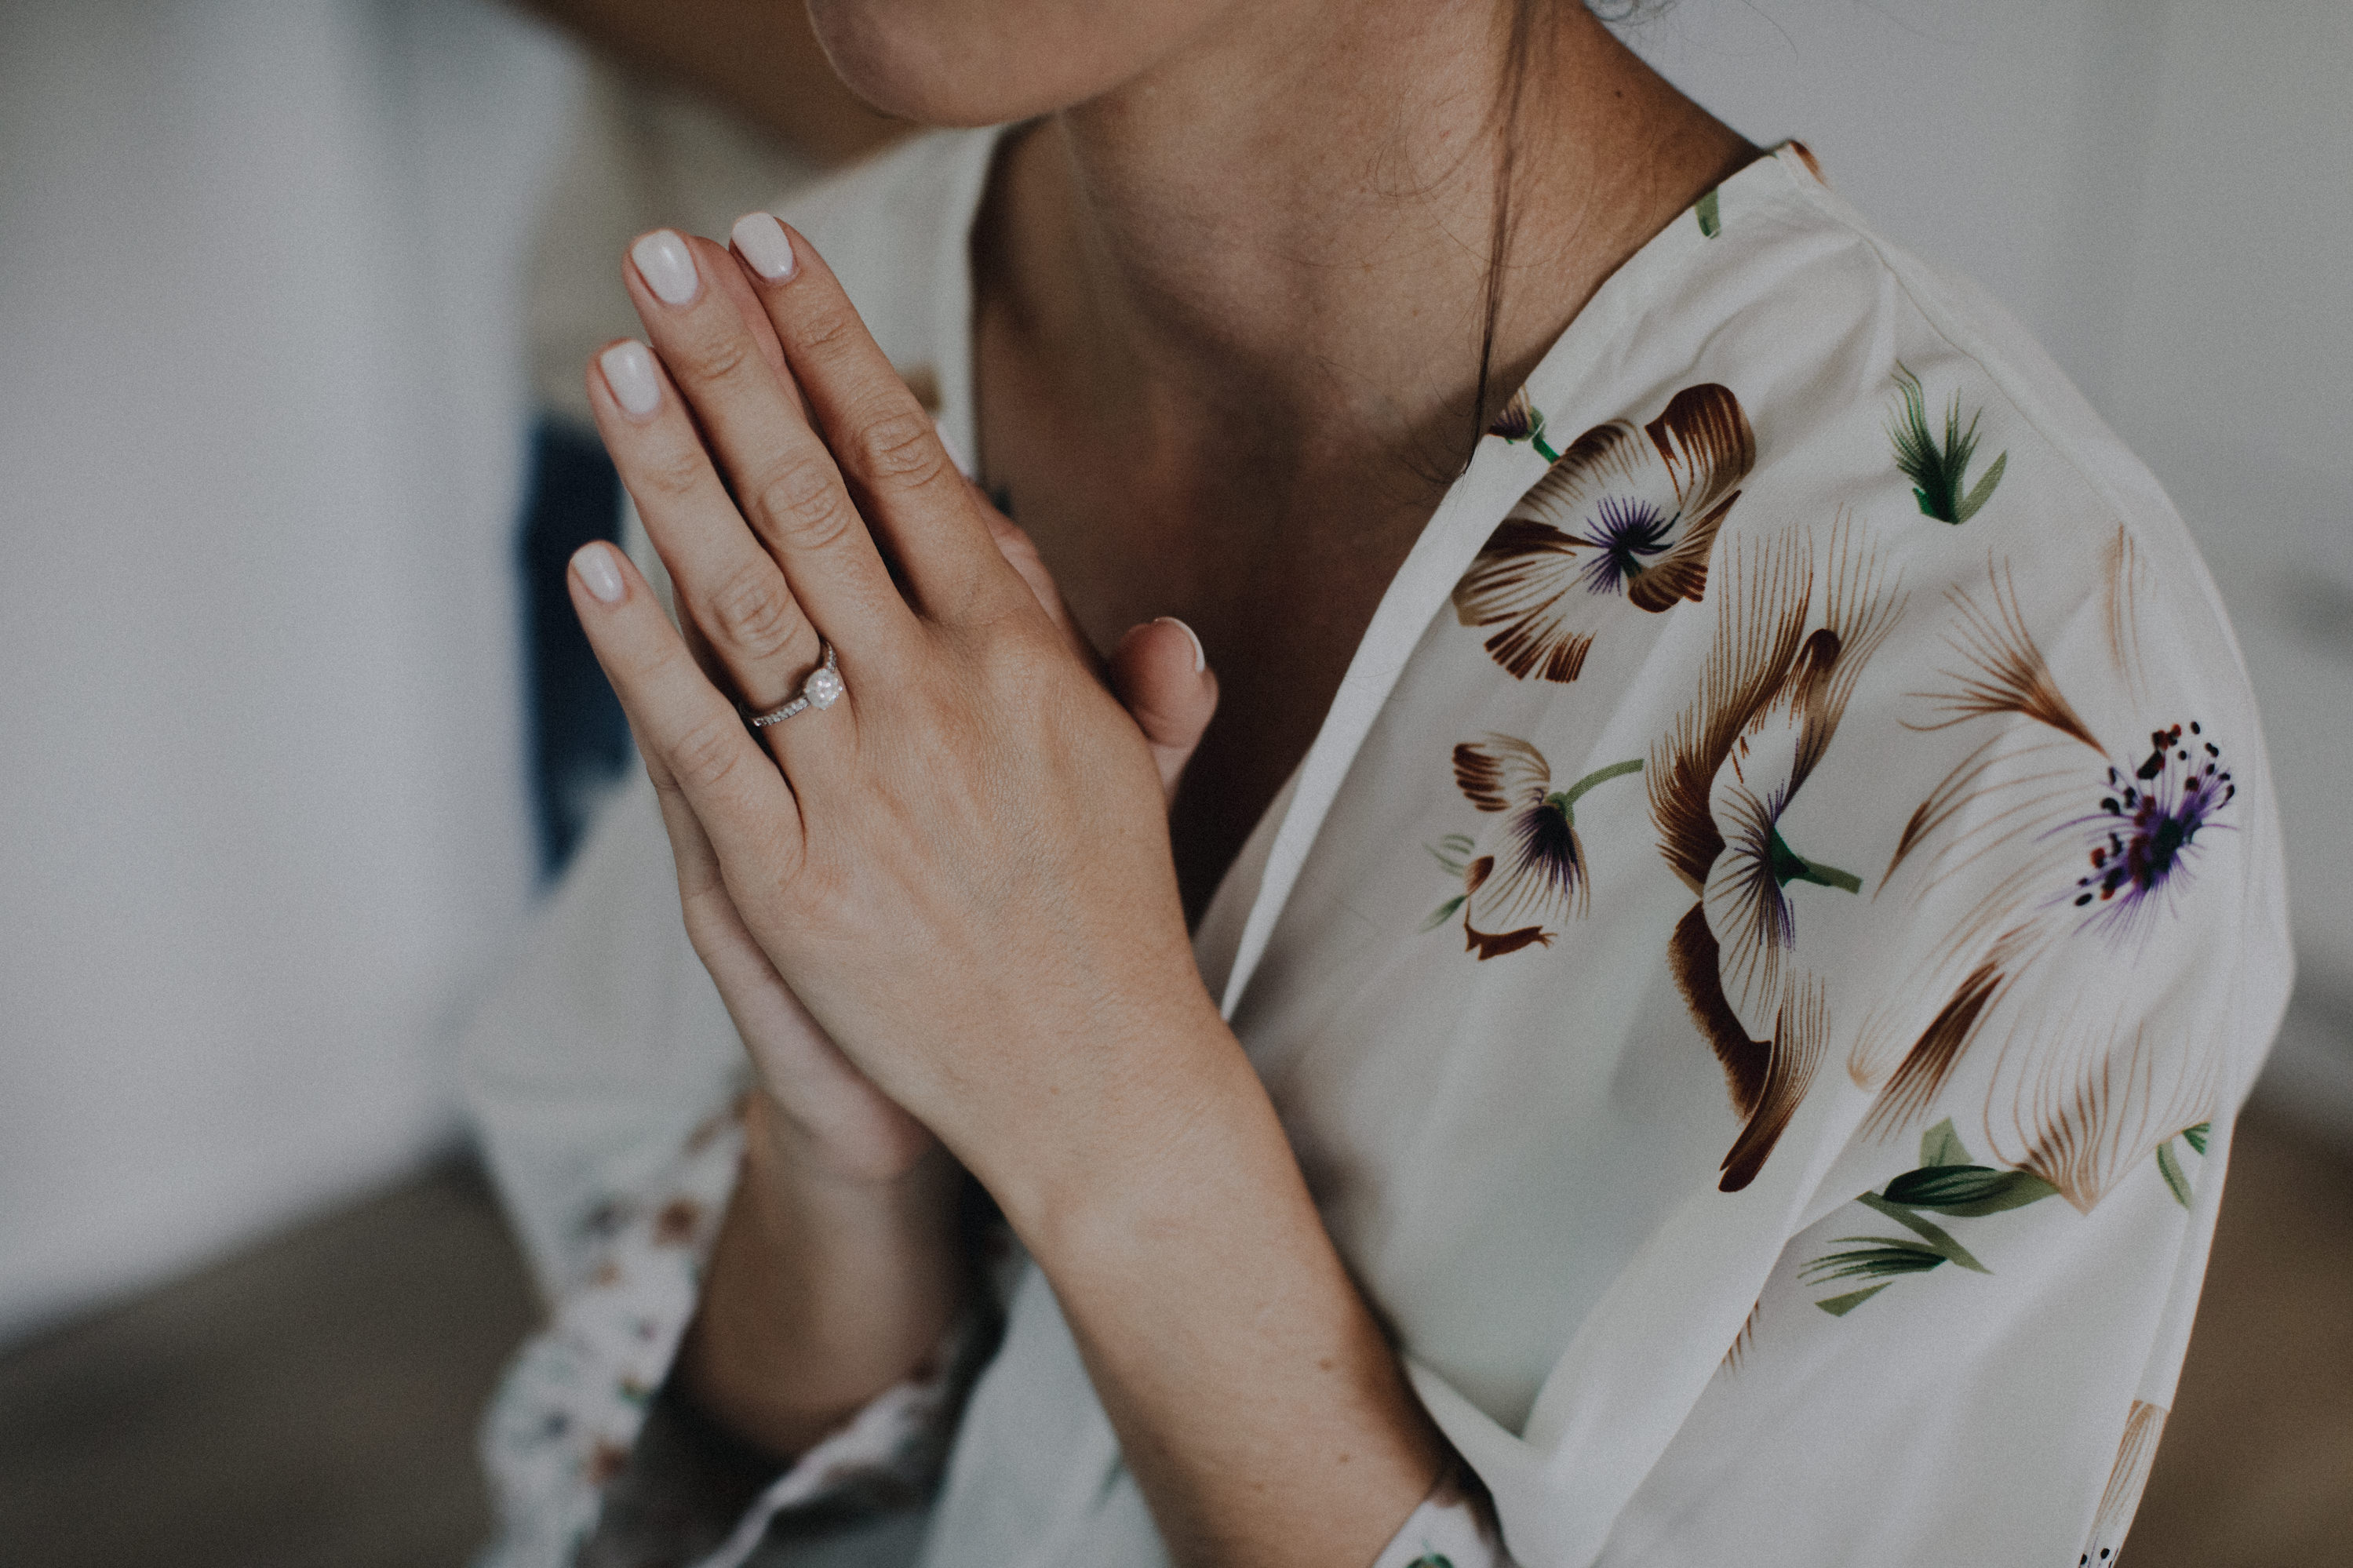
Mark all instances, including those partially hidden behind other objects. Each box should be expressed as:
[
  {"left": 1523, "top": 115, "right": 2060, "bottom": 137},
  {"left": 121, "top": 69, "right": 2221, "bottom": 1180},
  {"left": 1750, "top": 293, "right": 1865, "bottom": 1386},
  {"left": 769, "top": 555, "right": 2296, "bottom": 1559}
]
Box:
[{"left": 1592, "top": 1108, "right": 2231, "bottom": 1566}]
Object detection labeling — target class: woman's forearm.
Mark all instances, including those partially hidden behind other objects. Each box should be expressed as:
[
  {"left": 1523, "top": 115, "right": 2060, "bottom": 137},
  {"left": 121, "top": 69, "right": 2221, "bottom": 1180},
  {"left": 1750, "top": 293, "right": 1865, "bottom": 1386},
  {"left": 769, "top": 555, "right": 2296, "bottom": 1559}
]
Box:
[
  {"left": 678, "top": 1090, "right": 969, "bottom": 1462},
  {"left": 993, "top": 1016, "right": 1449, "bottom": 1568}
]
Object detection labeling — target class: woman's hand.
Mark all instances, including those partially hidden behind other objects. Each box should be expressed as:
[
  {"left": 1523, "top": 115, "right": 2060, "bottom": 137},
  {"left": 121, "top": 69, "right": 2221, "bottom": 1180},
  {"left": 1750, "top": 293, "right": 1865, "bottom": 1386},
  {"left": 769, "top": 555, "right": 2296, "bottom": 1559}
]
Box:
[
  {"left": 574, "top": 219, "right": 1444, "bottom": 1564},
  {"left": 570, "top": 222, "right": 1229, "bottom": 1214},
  {"left": 625, "top": 241, "right": 1218, "bottom": 1191}
]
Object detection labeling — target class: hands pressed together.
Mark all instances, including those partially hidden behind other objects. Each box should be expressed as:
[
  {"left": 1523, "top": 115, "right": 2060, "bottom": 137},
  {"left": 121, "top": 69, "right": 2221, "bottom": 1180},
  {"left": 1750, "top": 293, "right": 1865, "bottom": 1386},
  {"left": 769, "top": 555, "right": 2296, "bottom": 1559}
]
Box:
[
  {"left": 569, "top": 214, "right": 1445, "bottom": 1566},
  {"left": 571, "top": 214, "right": 1226, "bottom": 1208}
]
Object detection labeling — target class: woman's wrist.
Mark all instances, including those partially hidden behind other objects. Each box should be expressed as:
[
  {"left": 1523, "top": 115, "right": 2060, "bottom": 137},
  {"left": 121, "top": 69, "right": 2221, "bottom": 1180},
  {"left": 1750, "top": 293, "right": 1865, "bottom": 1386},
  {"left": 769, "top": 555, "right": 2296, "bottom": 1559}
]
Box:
[
  {"left": 680, "top": 1093, "right": 970, "bottom": 1461},
  {"left": 953, "top": 992, "right": 1244, "bottom": 1250},
  {"left": 981, "top": 1009, "right": 1448, "bottom": 1564}
]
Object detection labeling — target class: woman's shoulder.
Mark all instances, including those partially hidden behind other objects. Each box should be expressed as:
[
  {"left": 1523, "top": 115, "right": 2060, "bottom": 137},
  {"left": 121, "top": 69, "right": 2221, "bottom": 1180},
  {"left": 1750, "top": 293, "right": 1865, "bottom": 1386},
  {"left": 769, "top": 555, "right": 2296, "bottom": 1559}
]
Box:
[
  {"left": 1460, "top": 150, "right": 2293, "bottom": 1148},
  {"left": 1668, "top": 147, "right": 2220, "bottom": 619}
]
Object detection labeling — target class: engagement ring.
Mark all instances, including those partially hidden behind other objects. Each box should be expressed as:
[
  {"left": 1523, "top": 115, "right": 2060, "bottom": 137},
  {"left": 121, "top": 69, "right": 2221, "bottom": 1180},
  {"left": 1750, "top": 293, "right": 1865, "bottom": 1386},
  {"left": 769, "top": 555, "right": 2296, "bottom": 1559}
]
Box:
[{"left": 746, "top": 644, "right": 843, "bottom": 726}]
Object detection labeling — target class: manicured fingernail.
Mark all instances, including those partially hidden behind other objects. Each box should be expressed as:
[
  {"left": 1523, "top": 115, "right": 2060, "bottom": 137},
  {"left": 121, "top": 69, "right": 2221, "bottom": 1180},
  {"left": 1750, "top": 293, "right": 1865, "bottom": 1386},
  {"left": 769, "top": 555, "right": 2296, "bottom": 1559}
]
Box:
[
  {"left": 600, "top": 340, "right": 661, "bottom": 419},
  {"left": 1156, "top": 617, "right": 1207, "bottom": 674},
  {"left": 730, "top": 211, "right": 796, "bottom": 281},
  {"left": 573, "top": 541, "right": 625, "bottom": 603},
  {"left": 630, "top": 228, "right": 699, "bottom": 306}
]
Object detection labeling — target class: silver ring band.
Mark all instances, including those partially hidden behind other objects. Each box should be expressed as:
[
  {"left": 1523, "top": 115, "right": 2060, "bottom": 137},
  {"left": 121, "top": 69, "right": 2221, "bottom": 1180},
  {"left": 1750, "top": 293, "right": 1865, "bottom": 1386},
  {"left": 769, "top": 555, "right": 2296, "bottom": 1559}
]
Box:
[{"left": 746, "top": 643, "right": 844, "bottom": 727}]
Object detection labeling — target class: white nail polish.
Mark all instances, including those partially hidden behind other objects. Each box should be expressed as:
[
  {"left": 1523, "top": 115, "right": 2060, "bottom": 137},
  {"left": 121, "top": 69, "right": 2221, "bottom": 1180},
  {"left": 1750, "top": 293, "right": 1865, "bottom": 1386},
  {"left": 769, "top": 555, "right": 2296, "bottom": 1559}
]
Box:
[
  {"left": 600, "top": 340, "right": 661, "bottom": 419},
  {"left": 730, "top": 212, "right": 796, "bottom": 281},
  {"left": 631, "top": 229, "right": 699, "bottom": 306},
  {"left": 1156, "top": 617, "right": 1207, "bottom": 674},
  {"left": 573, "top": 541, "right": 625, "bottom": 603}
]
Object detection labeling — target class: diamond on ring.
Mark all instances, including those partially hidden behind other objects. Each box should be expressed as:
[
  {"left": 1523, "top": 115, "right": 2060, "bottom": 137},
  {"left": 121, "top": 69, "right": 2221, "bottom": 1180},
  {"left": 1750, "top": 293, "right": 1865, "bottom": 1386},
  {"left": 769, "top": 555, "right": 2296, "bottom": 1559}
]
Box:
[{"left": 746, "top": 643, "right": 843, "bottom": 727}]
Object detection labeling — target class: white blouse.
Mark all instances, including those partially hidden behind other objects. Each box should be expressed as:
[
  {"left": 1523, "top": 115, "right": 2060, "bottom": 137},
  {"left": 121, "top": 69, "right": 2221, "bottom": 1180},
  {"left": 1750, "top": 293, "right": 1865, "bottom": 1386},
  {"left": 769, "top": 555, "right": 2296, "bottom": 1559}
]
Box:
[{"left": 465, "top": 128, "right": 2289, "bottom": 1568}]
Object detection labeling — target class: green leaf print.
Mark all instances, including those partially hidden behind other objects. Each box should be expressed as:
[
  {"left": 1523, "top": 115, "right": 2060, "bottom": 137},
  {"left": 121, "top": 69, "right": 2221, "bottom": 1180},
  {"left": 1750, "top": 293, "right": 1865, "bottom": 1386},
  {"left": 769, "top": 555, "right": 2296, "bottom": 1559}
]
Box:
[
  {"left": 2155, "top": 1122, "right": 2212, "bottom": 1208},
  {"left": 2157, "top": 1139, "right": 2193, "bottom": 1207},
  {"left": 1856, "top": 1193, "right": 1990, "bottom": 1272},
  {"left": 1802, "top": 1239, "right": 1948, "bottom": 1286},
  {"left": 1887, "top": 362, "right": 2008, "bottom": 523},
  {"left": 1426, "top": 833, "right": 1477, "bottom": 877},
  {"left": 1696, "top": 187, "right": 1722, "bottom": 238},
  {"left": 1880, "top": 1164, "right": 2060, "bottom": 1217},
  {"left": 1407, "top": 1555, "right": 1456, "bottom": 1568},
  {"left": 1419, "top": 894, "right": 1469, "bottom": 933},
  {"left": 1803, "top": 1128, "right": 2063, "bottom": 1315},
  {"left": 1815, "top": 1283, "right": 1893, "bottom": 1317},
  {"left": 1919, "top": 1117, "right": 1971, "bottom": 1169}
]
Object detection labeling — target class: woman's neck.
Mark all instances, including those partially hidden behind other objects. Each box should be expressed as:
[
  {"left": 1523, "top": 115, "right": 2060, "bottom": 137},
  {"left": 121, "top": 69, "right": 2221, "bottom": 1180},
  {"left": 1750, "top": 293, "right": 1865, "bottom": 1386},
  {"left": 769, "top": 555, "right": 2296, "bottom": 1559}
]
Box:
[{"left": 989, "top": 1, "right": 1755, "bottom": 493}]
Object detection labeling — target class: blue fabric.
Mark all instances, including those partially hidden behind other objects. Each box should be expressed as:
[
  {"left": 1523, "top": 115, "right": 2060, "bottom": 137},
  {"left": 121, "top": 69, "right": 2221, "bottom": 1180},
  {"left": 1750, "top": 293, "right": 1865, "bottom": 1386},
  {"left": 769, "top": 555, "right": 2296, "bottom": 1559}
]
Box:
[{"left": 519, "top": 416, "right": 632, "bottom": 881}]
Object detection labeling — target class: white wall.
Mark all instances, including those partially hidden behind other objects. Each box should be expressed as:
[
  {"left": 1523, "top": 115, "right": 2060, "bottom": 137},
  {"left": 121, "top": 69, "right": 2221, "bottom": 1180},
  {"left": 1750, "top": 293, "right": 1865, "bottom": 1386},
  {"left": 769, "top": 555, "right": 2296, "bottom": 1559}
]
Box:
[
  {"left": 0, "top": 0, "right": 574, "bottom": 1338},
  {"left": 2, "top": 0, "right": 2345, "bottom": 1339},
  {"left": 1622, "top": 0, "right": 2353, "bottom": 1133}
]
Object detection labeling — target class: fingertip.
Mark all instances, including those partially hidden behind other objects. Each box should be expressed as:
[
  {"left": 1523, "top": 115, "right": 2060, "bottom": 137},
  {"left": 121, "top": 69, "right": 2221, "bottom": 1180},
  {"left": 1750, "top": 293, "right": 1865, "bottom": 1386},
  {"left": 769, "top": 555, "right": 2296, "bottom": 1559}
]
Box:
[
  {"left": 1153, "top": 616, "right": 1207, "bottom": 675},
  {"left": 572, "top": 540, "right": 628, "bottom": 604},
  {"left": 730, "top": 210, "right": 798, "bottom": 282},
  {"left": 1113, "top": 618, "right": 1211, "bottom": 687},
  {"left": 1112, "top": 617, "right": 1218, "bottom": 734},
  {"left": 596, "top": 339, "right": 663, "bottom": 421},
  {"left": 628, "top": 228, "right": 701, "bottom": 307}
]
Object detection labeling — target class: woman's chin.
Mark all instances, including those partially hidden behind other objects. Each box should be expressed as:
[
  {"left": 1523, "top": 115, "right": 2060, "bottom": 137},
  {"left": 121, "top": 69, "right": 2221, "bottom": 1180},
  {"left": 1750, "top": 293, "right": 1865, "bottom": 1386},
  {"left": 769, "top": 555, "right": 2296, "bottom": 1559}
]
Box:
[{"left": 807, "top": 0, "right": 1204, "bottom": 129}]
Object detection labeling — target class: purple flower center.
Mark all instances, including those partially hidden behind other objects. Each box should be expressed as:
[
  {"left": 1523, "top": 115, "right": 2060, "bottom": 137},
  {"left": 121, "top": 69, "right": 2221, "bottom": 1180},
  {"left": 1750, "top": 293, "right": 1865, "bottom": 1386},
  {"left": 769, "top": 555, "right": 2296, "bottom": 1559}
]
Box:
[
  {"left": 1577, "top": 496, "right": 1674, "bottom": 595},
  {"left": 2067, "top": 721, "right": 2233, "bottom": 931}
]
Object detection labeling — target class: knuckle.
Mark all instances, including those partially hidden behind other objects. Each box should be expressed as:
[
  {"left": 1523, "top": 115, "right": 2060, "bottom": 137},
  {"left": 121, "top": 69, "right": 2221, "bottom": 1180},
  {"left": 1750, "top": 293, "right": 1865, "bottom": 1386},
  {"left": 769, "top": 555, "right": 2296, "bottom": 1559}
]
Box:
[
  {"left": 751, "top": 457, "right": 854, "bottom": 551},
  {"left": 672, "top": 329, "right": 755, "bottom": 387},
  {"left": 636, "top": 441, "right": 711, "bottom": 503},
  {"left": 794, "top": 300, "right": 861, "bottom": 360},
  {"left": 706, "top": 563, "right": 802, "bottom": 661},
  {"left": 847, "top": 405, "right": 945, "bottom": 486},
  {"left": 668, "top": 712, "right": 748, "bottom": 794}
]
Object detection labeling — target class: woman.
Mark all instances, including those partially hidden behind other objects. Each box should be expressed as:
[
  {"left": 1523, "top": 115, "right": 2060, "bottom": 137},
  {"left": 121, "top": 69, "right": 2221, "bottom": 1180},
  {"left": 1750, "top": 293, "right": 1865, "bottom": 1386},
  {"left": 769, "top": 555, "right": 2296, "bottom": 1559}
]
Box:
[{"left": 467, "top": 2, "right": 2289, "bottom": 1564}]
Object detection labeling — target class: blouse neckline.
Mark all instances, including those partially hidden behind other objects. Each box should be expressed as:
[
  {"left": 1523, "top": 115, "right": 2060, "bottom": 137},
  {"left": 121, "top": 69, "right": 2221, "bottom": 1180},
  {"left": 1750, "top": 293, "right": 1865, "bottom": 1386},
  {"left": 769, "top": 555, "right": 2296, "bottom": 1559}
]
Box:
[{"left": 920, "top": 129, "right": 1819, "bottom": 1017}]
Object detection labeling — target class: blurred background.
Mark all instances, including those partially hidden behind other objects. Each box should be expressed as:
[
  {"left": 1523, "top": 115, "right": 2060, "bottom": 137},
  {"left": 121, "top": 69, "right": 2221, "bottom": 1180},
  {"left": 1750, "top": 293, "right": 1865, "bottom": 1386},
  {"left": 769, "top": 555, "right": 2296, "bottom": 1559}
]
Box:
[{"left": 1, "top": 0, "right": 2347, "bottom": 1563}]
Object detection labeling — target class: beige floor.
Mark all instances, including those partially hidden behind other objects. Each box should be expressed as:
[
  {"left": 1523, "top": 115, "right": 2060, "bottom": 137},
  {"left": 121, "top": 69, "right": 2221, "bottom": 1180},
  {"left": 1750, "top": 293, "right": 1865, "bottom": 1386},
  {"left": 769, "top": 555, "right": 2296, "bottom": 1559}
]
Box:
[{"left": 0, "top": 1109, "right": 2346, "bottom": 1566}]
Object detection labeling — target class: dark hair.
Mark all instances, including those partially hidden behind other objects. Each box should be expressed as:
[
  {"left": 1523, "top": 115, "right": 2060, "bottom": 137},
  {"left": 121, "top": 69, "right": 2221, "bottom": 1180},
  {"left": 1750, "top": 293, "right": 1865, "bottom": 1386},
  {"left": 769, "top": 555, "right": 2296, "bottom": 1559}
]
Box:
[
  {"left": 1461, "top": 1, "right": 1670, "bottom": 471},
  {"left": 1464, "top": 0, "right": 1543, "bottom": 474}
]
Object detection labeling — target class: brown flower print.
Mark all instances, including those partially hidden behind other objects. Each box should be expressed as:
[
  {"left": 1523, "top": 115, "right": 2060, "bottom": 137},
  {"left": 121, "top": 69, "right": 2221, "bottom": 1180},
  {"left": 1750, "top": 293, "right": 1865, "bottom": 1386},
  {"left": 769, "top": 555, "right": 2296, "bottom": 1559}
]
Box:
[
  {"left": 1650, "top": 518, "right": 1905, "bottom": 1191},
  {"left": 1424, "top": 737, "right": 1643, "bottom": 959},
  {"left": 1455, "top": 384, "right": 1756, "bottom": 682}
]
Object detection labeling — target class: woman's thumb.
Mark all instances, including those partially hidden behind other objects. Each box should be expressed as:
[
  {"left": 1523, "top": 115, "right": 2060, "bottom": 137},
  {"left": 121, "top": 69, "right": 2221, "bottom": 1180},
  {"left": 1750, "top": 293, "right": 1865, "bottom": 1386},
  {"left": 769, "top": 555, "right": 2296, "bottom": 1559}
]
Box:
[{"left": 1111, "top": 617, "right": 1218, "bottom": 806}]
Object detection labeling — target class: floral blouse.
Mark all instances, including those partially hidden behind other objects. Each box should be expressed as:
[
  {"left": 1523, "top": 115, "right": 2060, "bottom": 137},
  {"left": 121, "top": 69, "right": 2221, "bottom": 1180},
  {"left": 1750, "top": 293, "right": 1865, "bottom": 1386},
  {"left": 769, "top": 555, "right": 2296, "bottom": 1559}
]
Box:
[{"left": 464, "top": 130, "right": 2289, "bottom": 1568}]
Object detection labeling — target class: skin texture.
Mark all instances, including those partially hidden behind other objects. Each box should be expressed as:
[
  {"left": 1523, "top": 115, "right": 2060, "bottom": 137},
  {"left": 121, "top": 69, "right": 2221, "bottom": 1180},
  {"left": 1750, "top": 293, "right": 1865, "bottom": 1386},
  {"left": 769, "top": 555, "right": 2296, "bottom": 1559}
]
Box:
[
  {"left": 571, "top": 5, "right": 1757, "bottom": 1563},
  {"left": 519, "top": 0, "right": 902, "bottom": 163}
]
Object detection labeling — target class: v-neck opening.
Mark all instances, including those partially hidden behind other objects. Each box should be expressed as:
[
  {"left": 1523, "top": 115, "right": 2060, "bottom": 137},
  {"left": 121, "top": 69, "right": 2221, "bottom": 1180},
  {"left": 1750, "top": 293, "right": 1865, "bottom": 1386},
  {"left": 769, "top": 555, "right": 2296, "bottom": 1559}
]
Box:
[{"left": 923, "top": 128, "right": 1814, "bottom": 1022}]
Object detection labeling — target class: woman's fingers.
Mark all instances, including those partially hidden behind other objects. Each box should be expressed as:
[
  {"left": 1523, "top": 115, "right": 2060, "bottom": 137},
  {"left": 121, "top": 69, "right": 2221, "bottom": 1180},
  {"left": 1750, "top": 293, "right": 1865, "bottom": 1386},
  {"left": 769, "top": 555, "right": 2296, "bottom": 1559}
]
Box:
[
  {"left": 1110, "top": 618, "right": 1219, "bottom": 806},
  {"left": 567, "top": 539, "right": 805, "bottom": 881},
  {"left": 727, "top": 213, "right": 1023, "bottom": 625},
  {"left": 985, "top": 501, "right": 1212, "bottom": 806},
  {"left": 589, "top": 337, "right": 825, "bottom": 719},
  {"left": 622, "top": 228, "right": 916, "bottom": 673},
  {"left": 982, "top": 504, "right": 1105, "bottom": 673}
]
